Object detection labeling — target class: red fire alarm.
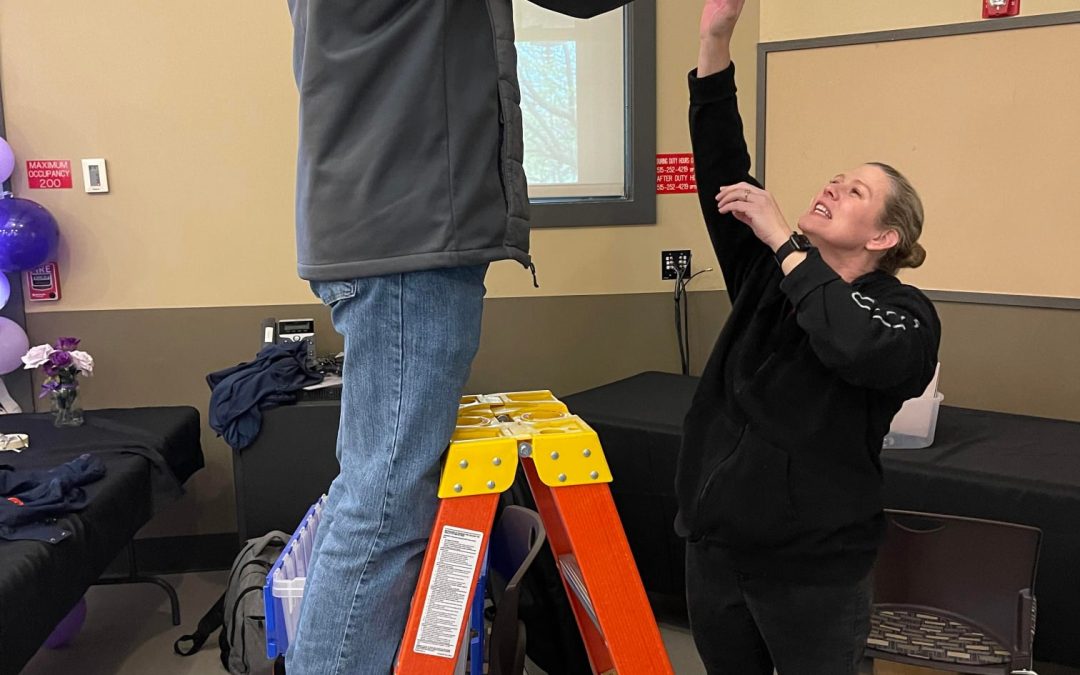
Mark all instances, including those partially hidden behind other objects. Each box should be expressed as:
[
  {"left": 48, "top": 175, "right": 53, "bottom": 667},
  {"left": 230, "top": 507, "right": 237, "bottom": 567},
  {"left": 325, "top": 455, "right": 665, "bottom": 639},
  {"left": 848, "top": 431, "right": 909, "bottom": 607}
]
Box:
[
  {"left": 983, "top": 0, "right": 1020, "bottom": 18},
  {"left": 26, "top": 261, "right": 62, "bottom": 302}
]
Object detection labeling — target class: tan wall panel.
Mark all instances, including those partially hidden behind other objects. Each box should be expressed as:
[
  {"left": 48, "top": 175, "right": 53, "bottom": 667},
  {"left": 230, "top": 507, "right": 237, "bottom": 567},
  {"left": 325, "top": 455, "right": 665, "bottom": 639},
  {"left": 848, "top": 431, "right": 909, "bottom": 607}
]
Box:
[
  {"left": 935, "top": 303, "right": 1080, "bottom": 422},
  {"left": 764, "top": 23, "right": 1080, "bottom": 297},
  {"left": 0, "top": 2, "right": 306, "bottom": 311},
  {"left": 0, "top": 0, "right": 760, "bottom": 311},
  {"left": 761, "top": 0, "right": 1080, "bottom": 42}
]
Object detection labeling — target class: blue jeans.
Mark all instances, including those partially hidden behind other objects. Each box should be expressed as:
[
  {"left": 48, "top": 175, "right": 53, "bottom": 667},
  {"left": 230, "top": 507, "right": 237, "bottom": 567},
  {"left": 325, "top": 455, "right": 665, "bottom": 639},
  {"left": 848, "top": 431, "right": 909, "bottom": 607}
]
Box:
[{"left": 288, "top": 265, "right": 488, "bottom": 675}]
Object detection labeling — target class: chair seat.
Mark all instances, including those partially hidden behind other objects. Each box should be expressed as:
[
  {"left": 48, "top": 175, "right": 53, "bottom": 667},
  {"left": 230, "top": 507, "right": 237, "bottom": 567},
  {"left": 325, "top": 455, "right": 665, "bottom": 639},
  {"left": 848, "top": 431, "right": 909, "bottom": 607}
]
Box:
[{"left": 867, "top": 607, "right": 1013, "bottom": 666}]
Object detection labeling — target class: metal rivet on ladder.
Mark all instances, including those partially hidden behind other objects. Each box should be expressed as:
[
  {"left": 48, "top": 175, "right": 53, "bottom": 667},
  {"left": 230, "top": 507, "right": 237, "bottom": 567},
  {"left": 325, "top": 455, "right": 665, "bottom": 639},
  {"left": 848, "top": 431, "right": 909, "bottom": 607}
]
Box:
[
  {"left": 492, "top": 457, "right": 502, "bottom": 466},
  {"left": 518, "top": 442, "right": 532, "bottom": 457},
  {"left": 453, "top": 484, "right": 463, "bottom": 493},
  {"left": 459, "top": 459, "right": 469, "bottom": 469},
  {"left": 558, "top": 473, "right": 567, "bottom": 482},
  {"left": 487, "top": 480, "right": 496, "bottom": 490},
  {"left": 590, "top": 471, "right": 600, "bottom": 480},
  {"left": 583, "top": 449, "right": 592, "bottom": 457},
  {"left": 551, "top": 451, "right": 560, "bottom": 460}
]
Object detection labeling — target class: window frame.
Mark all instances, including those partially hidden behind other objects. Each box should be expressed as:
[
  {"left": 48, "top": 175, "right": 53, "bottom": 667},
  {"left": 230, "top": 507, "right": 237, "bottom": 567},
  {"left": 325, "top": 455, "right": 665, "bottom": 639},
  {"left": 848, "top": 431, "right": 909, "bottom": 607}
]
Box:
[{"left": 524, "top": 0, "right": 657, "bottom": 228}]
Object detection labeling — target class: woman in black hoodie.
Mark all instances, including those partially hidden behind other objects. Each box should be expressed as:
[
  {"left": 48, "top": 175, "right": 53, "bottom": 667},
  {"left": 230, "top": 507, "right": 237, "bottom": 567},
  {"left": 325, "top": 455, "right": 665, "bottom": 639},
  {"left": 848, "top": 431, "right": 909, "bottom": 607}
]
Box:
[{"left": 678, "top": 2, "right": 942, "bottom": 673}]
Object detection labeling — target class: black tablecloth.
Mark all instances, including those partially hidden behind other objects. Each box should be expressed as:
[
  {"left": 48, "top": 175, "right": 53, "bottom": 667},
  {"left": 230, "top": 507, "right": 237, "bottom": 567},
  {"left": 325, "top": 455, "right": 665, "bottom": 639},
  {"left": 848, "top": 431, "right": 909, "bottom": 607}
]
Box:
[
  {"left": 0, "top": 407, "right": 203, "bottom": 675},
  {"left": 563, "top": 372, "right": 1080, "bottom": 666}
]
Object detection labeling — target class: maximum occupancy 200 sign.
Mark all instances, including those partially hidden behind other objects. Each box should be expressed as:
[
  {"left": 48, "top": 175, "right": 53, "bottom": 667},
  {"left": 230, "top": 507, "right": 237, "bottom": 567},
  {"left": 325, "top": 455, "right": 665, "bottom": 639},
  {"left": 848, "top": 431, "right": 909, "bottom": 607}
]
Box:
[{"left": 26, "top": 160, "right": 73, "bottom": 189}]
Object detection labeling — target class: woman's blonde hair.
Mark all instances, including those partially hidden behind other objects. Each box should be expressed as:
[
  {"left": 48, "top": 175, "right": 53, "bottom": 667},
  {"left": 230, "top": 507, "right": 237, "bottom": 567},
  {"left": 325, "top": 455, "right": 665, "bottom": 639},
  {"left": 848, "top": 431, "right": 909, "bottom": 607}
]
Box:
[{"left": 869, "top": 162, "right": 927, "bottom": 275}]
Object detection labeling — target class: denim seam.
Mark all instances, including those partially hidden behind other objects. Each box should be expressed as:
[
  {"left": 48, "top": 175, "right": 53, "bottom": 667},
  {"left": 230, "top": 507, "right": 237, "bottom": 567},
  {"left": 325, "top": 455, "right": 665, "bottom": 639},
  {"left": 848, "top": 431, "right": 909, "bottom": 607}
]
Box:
[{"left": 329, "top": 274, "right": 407, "bottom": 674}]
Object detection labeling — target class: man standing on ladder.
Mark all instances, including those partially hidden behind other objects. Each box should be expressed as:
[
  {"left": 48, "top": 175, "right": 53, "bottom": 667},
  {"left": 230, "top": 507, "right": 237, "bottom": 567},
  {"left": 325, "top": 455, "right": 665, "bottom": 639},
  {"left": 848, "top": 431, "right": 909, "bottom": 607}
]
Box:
[{"left": 283, "top": 2, "right": 634, "bottom": 673}]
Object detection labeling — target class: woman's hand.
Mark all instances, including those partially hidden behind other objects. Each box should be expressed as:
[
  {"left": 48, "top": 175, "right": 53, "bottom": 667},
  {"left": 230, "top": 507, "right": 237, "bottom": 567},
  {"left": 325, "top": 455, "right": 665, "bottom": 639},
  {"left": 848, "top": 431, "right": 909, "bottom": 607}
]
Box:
[
  {"left": 698, "top": 0, "right": 746, "bottom": 76},
  {"left": 699, "top": 0, "right": 746, "bottom": 43},
  {"left": 716, "top": 183, "right": 792, "bottom": 252}
]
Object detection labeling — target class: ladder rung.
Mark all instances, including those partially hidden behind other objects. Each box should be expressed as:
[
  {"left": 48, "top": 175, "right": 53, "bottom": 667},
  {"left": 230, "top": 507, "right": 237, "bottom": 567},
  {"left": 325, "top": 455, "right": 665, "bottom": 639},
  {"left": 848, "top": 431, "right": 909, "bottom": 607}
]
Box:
[{"left": 557, "top": 554, "right": 602, "bottom": 634}]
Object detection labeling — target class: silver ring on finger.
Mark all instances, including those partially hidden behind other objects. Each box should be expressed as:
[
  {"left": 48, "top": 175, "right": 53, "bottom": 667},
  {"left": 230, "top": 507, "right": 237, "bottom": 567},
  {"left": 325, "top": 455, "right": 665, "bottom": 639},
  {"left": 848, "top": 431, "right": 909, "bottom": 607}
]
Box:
[{"left": 743, "top": 189, "right": 750, "bottom": 201}]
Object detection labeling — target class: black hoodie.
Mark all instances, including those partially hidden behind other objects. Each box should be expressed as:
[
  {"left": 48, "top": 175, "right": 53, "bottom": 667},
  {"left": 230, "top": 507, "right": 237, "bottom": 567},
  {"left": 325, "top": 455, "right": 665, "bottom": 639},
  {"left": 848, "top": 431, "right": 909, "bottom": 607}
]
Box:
[{"left": 674, "top": 64, "right": 941, "bottom": 583}]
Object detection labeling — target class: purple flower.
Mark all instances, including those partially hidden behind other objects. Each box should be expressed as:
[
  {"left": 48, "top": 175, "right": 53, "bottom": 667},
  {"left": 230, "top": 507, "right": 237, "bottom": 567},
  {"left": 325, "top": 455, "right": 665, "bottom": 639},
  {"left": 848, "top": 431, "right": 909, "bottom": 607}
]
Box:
[
  {"left": 49, "top": 350, "right": 74, "bottom": 368},
  {"left": 39, "top": 381, "right": 60, "bottom": 398},
  {"left": 43, "top": 362, "right": 61, "bottom": 377},
  {"left": 55, "top": 337, "right": 80, "bottom": 351}
]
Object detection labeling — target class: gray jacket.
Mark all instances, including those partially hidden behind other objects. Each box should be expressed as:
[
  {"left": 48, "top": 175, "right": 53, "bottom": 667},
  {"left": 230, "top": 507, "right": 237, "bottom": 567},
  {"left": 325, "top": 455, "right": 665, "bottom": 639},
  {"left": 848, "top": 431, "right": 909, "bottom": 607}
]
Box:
[{"left": 287, "top": 0, "right": 630, "bottom": 281}]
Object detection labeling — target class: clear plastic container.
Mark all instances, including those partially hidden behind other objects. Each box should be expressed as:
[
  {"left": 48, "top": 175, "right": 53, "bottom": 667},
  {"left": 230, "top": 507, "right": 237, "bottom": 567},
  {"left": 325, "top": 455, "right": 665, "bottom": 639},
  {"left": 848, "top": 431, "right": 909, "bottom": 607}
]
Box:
[
  {"left": 883, "top": 393, "right": 944, "bottom": 449},
  {"left": 265, "top": 495, "right": 325, "bottom": 659}
]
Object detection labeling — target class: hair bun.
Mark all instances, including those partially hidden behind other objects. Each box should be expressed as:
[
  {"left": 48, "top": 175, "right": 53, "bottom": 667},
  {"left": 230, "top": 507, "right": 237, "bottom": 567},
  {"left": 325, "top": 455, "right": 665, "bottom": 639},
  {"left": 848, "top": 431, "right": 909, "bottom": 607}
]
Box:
[{"left": 905, "top": 242, "right": 927, "bottom": 269}]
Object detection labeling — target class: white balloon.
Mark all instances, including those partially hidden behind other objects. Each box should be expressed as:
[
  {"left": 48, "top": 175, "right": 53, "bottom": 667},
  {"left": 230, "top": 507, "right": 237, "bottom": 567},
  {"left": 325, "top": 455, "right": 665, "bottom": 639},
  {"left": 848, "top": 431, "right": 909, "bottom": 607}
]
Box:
[
  {"left": 0, "top": 317, "right": 29, "bottom": 375},
  {"left": 0, "top": 274, "right": 10, "bottom": 311}
]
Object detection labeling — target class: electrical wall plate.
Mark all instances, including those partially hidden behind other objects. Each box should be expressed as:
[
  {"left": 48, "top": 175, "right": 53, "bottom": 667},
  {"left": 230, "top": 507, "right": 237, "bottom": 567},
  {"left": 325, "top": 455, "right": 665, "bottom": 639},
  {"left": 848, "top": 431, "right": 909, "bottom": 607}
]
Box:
[{"left": 661, "top": 250, "right": 692, "bottom": 280}]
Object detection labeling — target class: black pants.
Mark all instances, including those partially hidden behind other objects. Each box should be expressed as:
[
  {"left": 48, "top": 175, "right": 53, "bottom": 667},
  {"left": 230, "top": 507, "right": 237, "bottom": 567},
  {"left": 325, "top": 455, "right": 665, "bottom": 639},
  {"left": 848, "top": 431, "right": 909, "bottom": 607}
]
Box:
[{"left": 686, "top": 540, "right": 873, "bottom": 675}]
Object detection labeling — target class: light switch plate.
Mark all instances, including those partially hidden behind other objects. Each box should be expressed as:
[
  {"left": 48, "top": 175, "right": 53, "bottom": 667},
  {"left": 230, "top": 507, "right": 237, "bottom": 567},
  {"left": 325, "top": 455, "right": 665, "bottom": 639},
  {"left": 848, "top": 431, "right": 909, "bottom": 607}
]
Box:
[{"left": 81, "top": 158, "right": 109, "bottom": 193}]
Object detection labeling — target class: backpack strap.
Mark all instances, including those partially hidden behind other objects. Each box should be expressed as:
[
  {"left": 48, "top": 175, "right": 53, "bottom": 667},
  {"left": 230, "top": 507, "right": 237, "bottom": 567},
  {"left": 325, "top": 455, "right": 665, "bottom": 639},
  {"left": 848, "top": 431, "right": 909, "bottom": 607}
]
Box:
[{"left": 173, "top": 590, "right": 226, "bottom": 656}]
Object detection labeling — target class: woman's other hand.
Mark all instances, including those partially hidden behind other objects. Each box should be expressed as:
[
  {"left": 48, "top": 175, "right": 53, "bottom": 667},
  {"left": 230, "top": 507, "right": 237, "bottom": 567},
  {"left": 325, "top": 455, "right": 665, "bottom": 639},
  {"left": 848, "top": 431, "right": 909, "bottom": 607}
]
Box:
[{"left": 716, "top": 183, "right": 792, "bottom": 252}]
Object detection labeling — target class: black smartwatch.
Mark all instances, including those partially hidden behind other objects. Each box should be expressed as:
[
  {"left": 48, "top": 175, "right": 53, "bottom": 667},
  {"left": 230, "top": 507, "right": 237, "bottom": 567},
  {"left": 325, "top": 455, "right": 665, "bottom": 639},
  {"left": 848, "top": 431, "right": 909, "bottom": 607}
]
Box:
[{"left": 774, "top": 232, "right": 814, "bottom": 267}]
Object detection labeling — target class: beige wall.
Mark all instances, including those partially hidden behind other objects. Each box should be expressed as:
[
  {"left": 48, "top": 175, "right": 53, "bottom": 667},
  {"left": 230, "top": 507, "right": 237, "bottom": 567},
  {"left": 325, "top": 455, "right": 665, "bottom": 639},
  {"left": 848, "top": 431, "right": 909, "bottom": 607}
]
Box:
[
  {"left": 0, "top": 1, "right": 759, "bottom": 536},
  {"left": 0, "top": 0, "right": 758, "bottom": 312},
  {"left": 761, "top": 0, "right": 1080, "bottom": 41}
]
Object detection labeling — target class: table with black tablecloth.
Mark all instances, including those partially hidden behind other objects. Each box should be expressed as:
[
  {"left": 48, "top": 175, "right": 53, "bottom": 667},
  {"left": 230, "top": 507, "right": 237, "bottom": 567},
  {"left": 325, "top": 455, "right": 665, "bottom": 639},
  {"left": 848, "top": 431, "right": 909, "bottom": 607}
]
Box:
[
  {"left": 562, "top": 371, "right": 1080, "bottom": 666},
  {"left": 0, "top": 407, "right": 203, "bottom": 675}
]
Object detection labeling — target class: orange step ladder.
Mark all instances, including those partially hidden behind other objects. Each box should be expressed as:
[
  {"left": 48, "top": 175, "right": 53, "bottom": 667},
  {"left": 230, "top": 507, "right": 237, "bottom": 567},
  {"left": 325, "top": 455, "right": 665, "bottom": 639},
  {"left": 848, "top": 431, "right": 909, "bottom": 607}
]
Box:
[{"left": 395, "top": 391, "right": 674, "bottom": 675}]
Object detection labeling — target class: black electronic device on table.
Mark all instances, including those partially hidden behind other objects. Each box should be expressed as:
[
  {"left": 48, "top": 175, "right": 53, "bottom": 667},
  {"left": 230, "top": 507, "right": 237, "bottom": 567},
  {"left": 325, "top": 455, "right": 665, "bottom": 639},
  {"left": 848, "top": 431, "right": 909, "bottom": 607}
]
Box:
[{"left": 260, "top": 317, "right": 316, "bottom": 364}]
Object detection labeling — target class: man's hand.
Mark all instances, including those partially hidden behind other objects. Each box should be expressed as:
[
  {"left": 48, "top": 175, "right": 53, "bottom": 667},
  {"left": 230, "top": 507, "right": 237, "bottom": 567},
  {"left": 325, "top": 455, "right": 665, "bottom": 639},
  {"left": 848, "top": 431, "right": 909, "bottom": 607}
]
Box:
[{"left": 716, "top": 182, "right": 792, "bottom": 253}]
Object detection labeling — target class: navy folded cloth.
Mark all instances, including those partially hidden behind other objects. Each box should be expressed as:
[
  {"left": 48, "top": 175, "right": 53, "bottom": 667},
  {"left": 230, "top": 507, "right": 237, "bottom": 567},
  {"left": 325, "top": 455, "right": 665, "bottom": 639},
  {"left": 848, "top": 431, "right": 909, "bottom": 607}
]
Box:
[
  {"left": 0, "top": 453, "right": 107, "bottom": 542},
  {"left": 207, "top": 341, "right": 323, "bottom": 450}
]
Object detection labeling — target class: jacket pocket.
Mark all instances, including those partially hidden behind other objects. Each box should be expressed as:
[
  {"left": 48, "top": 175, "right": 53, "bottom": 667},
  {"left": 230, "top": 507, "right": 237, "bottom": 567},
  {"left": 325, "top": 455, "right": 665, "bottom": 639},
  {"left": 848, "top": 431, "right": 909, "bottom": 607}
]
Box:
[
  {"left": 697, "top": 426, "right": 797, "bottom": 548},
  {"left": 309, "top": 279, "right": 356, "bottom": 308}
]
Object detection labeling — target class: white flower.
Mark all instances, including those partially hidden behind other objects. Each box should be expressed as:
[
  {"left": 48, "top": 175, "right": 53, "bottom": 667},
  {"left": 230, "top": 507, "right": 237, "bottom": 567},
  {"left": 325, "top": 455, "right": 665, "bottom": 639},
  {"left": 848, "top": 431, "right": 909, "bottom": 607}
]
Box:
[
  {"left": 22, "top": 344, "right": 55, "bottom": 369},
  {"left": 69, "top": 350, "right": 94, "bottom": 376}
]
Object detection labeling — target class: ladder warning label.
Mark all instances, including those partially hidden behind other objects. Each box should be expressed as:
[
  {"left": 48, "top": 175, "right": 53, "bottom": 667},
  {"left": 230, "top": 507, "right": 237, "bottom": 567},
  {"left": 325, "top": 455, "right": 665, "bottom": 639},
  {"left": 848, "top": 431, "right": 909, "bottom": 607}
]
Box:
[{"left": 413, "top": 525, "right": 485, "bottom": 658}]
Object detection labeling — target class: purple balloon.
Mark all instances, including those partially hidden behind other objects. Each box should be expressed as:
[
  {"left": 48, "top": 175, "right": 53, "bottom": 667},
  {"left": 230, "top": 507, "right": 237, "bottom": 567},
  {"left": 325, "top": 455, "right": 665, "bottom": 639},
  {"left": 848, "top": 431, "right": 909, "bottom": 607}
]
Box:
[
  {"left": 44, "top": 596, "right": 88, "bottom": 649},
  {"left": 0, "top": 137, "right": 13, "bottom": 183},
  {"left": 0, "top": 197, "right": 60, "bottom": 273}
]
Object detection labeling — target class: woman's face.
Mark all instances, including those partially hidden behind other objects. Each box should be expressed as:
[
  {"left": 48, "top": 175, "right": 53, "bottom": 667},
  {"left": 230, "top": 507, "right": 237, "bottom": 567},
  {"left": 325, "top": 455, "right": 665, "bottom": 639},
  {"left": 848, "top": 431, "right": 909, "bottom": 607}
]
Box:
[{"left": 797, "top": 164, "right": 892, "bottom": 253}]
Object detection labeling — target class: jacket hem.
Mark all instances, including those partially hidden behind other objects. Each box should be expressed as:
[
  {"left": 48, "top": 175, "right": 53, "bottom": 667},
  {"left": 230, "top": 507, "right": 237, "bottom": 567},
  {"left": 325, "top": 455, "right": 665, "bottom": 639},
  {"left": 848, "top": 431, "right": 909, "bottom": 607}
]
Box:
[
  {"left": 298, "top": 246, "right": 531, "bottom": 281},
  {"left": 689, "top": 535, "right": 879, "bottom": 585}
]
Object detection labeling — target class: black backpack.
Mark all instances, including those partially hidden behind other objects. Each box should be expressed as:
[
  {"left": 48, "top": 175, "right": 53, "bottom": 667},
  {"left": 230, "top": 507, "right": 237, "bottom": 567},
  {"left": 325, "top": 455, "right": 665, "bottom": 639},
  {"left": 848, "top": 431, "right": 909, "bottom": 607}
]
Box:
[{"left": 175, "top": 531, "right": 289, "bottom": 674}]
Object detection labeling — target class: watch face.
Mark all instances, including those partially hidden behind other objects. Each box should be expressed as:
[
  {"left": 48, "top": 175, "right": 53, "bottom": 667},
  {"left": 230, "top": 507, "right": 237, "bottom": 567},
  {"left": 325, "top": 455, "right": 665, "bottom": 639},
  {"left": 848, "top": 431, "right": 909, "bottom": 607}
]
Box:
[{"left": 792, "top": 233, "right": 813, "bottom": 250}]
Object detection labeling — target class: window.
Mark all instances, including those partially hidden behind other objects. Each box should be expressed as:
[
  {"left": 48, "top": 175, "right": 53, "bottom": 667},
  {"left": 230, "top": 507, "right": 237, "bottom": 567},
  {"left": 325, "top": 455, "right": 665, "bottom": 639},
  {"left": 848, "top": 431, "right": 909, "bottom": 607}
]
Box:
[{"left": 514, "top": 1, "right": 656, "bottom": 227}]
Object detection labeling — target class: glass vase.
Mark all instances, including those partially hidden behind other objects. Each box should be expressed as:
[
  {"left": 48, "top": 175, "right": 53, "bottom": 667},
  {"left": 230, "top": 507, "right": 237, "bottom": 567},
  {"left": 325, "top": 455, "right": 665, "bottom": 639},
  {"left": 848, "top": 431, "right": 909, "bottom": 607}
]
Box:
[{"left": 51, "top": 384, "right": 84, "bottom": 428}]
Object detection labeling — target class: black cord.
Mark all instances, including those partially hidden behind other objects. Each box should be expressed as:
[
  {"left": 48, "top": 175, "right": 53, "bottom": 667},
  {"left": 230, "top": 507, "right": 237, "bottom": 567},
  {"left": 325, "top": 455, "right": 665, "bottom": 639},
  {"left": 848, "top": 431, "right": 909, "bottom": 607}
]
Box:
[
  {"left": 682, "top": 274, "right": 691, "bottom": 373},
  {"left": 674, "top": 264, "right": 689, "bottom": 376},
  {"left": 678, "top": 269, "right": 711, "bottom": 375}
]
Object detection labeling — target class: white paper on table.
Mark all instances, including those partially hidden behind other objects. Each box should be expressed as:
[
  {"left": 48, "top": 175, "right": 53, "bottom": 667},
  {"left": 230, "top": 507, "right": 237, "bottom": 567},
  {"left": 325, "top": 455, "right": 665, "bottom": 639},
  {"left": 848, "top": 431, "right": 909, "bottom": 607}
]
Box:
[{"left": 304, "top": 375, "right": 343, "bottom": 391}]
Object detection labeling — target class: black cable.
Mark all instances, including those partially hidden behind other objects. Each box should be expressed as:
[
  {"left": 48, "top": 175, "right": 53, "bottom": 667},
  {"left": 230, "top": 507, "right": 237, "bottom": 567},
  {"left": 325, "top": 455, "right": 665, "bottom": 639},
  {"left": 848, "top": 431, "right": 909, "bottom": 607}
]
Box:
[
  {"left": 674, "top": 264, "right": 689, "bottom": 376},
  {"left": 680, "top": 269, "right": 711, "bottom": 375},
  {"left": 682, "top": 274, "right": 691, "bottom": 373}
]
